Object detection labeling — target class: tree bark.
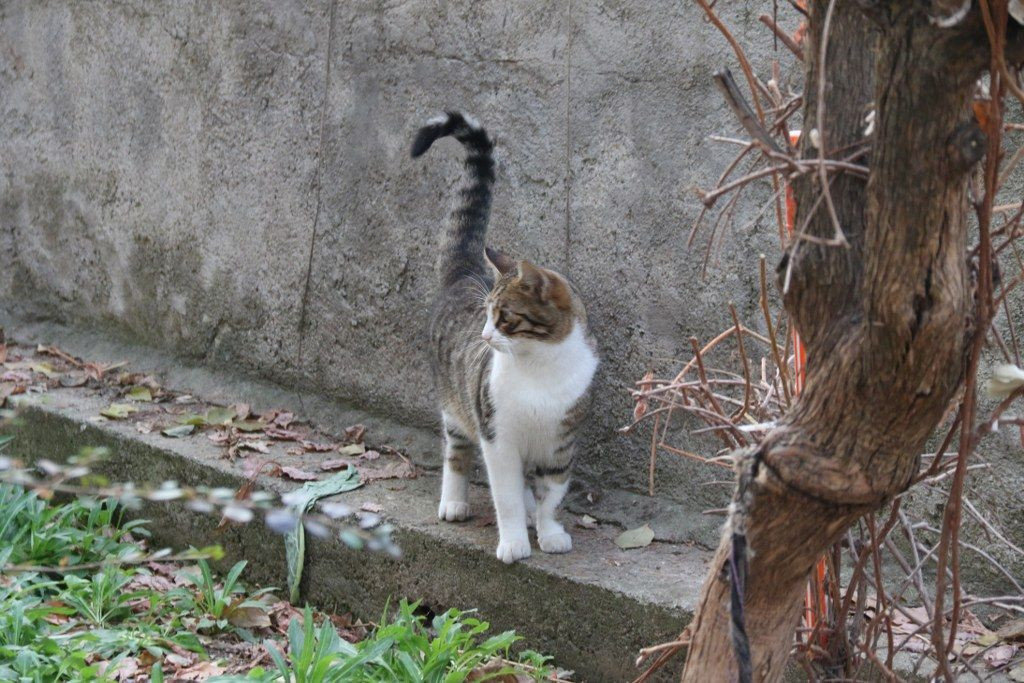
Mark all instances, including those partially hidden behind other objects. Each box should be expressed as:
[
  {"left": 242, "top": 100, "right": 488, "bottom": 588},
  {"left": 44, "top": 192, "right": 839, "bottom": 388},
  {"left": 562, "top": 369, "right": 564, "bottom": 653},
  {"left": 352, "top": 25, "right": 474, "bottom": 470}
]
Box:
[{"left": 681, "top": 3, "right": 995, "bottom": 680}]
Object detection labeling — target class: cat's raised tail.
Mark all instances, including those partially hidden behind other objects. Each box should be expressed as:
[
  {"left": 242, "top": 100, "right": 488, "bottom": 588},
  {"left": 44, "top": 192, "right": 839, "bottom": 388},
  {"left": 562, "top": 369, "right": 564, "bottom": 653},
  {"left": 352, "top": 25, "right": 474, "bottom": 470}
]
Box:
[{"left": 411, "top": 112, "right": 495, "bottom": 287}]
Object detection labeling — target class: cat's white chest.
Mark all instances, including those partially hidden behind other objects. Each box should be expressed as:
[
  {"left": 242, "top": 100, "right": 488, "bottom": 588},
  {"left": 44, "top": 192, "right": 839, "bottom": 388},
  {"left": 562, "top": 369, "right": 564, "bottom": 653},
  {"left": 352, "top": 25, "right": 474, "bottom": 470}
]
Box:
[{"left": 488, "top": 326, "right": 597, "bottom": 460}]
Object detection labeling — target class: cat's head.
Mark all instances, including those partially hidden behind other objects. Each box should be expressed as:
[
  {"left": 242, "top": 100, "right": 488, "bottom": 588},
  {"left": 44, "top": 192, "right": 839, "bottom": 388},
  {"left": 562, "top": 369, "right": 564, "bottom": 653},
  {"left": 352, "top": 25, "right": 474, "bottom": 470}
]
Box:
[{"left": 480, "top": 247, "right": 579, "bottom": 351}]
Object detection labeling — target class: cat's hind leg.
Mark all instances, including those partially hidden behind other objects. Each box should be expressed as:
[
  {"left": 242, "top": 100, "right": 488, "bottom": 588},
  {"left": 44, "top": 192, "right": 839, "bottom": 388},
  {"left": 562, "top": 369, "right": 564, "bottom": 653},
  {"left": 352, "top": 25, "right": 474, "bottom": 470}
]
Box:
[
  {"left": 438, "top": 413, "right": 473, "bottom": 521},
  {"left": 523, "top": 481, "right": 537, "bottom": 528}
]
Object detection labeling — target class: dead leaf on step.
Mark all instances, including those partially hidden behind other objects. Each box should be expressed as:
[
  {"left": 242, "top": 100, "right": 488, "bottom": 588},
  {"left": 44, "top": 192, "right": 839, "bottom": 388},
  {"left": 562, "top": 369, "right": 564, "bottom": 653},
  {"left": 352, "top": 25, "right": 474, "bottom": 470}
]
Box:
[
  {"left": 361, "top": 449, "right": 380, "bottom": 461},
  {"left": 338, "top": 443, "right": 365, "bottom": 456},
  {"left": 228, "top": 440, "right": 270, "bottom": 458},
  {"left": 344, "top": 423, "right": 366, "bottom": 444},
  {"left": 281, "top": 466, "right": 318, "bottom": 481},
  {"left": 285, "top": 446, "right": 304, "bottom": 456},
  {"left": 357, "top": 459, "right": 417, "bottom": 482},
  {"left": 301, "top": 440, "right": 334, "bottom": 453},
  {"left": 262, "top": 410, "right": 295, "bottom": 428},
  {"left": 243, "top": 459, "right": 283, "bottom": 479},
  {"left": 208, "top": 431, "right": 232, "bottom": 446},
  {"left": 231, "top": 403, "right": 252, "bottom": 419},
  {"left": 233, "top": 419, "right": 267, "bottom": 433},
  {"left": 320, "top": 458, "right": 356, "bottom": 472},
  {"left": 205, "top": 406, "right": 237, "bottom": 426},
  {"left": 576, "top": 514, "right": 598, "bottom": 530},
  {"left": 59, "top": 372, "right": 88, "bottom": 388},
  {"left": 101, "top": 403, "right": 139, "bottom": 420},
  {"left": 125, "top": 386, "right": 152, "bottom": 402},
  {"left": 266, "top": 426, "right": 302, "bottom": 440},
  {"left": 360, "top": 501, "right": 382, "bottom": 513},
  {"left": 136, "top": 421, "right": 155, "bottom": 435},
  {"left": 615, "top": 524, "right": 654, "bottom": 550},
  {"left": 161, "top": 424, "right": 195, "bottom": 438}
]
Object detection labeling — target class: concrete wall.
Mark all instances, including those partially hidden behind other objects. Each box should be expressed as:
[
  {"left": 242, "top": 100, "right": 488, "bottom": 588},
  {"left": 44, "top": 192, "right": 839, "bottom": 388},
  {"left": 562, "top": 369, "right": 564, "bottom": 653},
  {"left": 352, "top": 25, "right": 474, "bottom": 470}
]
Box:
[
  {"left": 0, "top": 0, "right": 782, "bottom": 516},
  {"left": 4, "top": 0, "right": 1021, "bottom": 585}
]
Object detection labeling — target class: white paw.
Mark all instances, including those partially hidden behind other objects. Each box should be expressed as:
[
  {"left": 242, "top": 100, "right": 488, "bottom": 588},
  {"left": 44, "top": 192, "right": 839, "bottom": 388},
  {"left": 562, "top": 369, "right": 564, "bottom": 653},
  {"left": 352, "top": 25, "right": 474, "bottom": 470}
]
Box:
[
  {"left": 538, "top": 531, "right": 572, "bottom": 554},
  {"left": 496, "top": 538, "right": 532, "bottom": 564},
  {"left": 438, "top": 500, "right": 469, "bottom": 521}
]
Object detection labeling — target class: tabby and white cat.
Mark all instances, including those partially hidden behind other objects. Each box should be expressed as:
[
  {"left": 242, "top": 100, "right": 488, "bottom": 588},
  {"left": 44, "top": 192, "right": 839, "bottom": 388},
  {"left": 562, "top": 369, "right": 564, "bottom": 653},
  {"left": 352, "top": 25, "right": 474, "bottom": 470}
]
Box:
[{"left": 411, "top": 112, "right": 598, "bottom": 564}]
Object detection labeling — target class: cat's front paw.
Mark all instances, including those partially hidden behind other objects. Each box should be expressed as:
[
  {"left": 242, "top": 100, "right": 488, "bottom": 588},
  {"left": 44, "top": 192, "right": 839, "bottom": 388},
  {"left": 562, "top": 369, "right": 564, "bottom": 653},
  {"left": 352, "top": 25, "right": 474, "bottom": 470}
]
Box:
[
  {"left": 538, "top": 531, "right": 572, "bottom": 554},
  {"left": 496, "top": 538, "right": 532, "bottom": 564},
  {"left": 438, "top": 500, "right": 469, "bottom": 521}
]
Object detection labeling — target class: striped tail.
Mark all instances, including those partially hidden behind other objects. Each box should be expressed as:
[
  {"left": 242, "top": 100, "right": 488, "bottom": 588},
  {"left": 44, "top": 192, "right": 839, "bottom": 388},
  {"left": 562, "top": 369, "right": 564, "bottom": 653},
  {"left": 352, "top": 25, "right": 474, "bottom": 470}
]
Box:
[{"left": 411, "top": 111, "right": 495, "bottom": 287}]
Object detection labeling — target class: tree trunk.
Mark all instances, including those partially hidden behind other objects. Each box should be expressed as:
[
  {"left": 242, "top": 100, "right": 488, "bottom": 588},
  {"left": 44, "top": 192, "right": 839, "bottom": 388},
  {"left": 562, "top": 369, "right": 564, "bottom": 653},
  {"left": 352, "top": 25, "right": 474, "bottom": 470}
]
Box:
[{"left": 681, "top": 3, "right": 997, "bottom": 680}]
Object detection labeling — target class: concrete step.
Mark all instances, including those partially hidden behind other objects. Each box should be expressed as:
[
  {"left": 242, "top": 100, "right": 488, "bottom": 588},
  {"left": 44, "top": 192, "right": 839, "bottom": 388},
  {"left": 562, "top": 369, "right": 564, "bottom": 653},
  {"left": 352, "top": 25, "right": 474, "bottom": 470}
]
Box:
[{"left": 0, "top": 318, "right": 710, "bottom": 681}]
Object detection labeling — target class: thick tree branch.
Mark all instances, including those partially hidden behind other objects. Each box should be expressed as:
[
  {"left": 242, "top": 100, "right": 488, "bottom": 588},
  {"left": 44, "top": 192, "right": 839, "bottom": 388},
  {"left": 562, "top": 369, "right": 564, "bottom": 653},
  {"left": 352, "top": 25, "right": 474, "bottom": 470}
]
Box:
[{"left": 680, "top": 2, "right": 998, "bottom": 680}]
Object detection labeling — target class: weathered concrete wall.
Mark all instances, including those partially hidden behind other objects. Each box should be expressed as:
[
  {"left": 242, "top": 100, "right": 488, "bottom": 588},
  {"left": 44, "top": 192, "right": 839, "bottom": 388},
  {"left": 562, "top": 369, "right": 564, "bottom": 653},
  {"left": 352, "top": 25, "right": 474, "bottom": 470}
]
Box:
[{"left": 0, "top": 0, "right": 781, "bottom": 516}]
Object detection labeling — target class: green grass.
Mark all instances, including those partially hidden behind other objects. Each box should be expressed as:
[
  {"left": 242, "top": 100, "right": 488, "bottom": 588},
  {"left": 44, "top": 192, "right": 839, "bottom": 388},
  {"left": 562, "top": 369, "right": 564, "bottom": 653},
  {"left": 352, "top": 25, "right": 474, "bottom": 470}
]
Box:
[
  {"left": 0, "top": 484, "right": 561, "bottom": 682},
  {"left": 226, "top": 602, "right": 554, "bottom": 683}
]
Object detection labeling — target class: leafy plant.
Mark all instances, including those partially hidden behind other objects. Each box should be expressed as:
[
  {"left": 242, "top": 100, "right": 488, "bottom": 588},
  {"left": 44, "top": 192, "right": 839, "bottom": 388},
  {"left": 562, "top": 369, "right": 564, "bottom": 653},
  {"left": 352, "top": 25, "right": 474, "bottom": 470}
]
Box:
[
  {"left": 221, "top": 601, "right": 554, "bottom": 683},
  {"left": 59, "top": 567, "right": 135, "bottom": 626},
  {"left": 181, "top": 559, "right": 275, "bottom": 632}
]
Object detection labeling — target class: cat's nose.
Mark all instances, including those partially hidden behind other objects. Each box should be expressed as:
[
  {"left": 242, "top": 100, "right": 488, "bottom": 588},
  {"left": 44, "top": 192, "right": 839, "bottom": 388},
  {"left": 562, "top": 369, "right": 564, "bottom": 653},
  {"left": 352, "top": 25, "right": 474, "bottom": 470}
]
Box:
[{"left": 481, "top": 330, "right": 493, "bottom": 342}]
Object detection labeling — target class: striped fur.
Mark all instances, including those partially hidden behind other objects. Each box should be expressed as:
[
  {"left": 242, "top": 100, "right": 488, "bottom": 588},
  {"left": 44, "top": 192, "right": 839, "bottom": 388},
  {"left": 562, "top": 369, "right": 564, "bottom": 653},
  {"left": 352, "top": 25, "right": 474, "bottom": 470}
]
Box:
[
  {"left": 413, "top": 112, "right": 599, "bottom": 564},
  {"left": 411, "top": 111, "right": 494, "bottom": 287}
]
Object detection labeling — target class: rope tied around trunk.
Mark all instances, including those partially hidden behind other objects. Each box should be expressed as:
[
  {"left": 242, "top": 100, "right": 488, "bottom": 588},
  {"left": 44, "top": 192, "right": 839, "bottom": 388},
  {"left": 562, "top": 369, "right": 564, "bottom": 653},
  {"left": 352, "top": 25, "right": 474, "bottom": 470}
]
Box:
[{"left": 728, "top": 447, "right": 760, "bottom": 683}]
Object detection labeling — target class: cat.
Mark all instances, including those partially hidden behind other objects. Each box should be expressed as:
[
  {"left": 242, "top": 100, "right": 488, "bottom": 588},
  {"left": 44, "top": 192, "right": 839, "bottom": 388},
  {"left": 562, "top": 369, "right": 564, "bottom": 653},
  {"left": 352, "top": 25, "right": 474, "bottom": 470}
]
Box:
[{"left": 411, "top": 111, "right": 599, "bottom": 564}]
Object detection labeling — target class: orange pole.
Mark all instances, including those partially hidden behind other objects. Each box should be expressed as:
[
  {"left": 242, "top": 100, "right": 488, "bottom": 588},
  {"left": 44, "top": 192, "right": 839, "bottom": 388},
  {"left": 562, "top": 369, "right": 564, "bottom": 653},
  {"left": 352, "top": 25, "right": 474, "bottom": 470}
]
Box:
[{"left": 785, "top": 131, "right": 828, "bottom": 648}]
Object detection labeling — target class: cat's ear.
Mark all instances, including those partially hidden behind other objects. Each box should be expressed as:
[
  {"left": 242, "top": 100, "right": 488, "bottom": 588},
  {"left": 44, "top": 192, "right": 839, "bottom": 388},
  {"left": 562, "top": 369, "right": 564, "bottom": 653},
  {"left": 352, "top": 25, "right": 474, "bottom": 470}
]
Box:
[
  {"left": 485, "top": 246, "right": 515, "bottom": 277},
  {"left": 517, "top": 260, "right": 552, "bottom": 302}
]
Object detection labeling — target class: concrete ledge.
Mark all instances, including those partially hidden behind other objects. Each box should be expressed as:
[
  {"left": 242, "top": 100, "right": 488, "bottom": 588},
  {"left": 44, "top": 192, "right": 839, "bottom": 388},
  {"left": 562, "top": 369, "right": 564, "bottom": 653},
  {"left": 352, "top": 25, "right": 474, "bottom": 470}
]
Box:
[{"left": 2, "top": 364, "right": 708, "bottom": 681}]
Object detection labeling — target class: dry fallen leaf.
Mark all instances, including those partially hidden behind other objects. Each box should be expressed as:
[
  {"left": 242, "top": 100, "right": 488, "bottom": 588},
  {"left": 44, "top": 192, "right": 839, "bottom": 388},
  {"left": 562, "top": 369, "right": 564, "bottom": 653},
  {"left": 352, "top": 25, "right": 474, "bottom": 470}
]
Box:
[
  {"left": 301, "top": 440, "right": 335, "bottom": 453},
  {"left": 985, "top": 644, "right": 1018, "bottom": 668},
  {"left": 338, "top": 443, "right": 366, "bottom": 456},
  {"left": 174, "top": 660, "right": 226, "bottom": 681},
  {"left": 128, "top": 573, "right": 176, "bottom": 592},
  {"left": 999, "top": 619, "right": 1024, "bottom": 642},
  {"left": 264, "top": 410, "right": 295, "bottom": 428},
  {"left": 576, "top": 514, "right": 599, "bottom": 530},
  {"left": 320, "top": 458, "right": 356, "bottom": 472},
  {"left": 59, "top": 372, "right": 88, "bottom": 388},
  {"left": 633, "top": 369, "right": 655, "bottom": 422},
  {"left": 358, "top": 459, "right": 417, "bottom": 482},
  {"left": 226, "top": 600, "right": 272, "bottom": 629},
  {"left": 101, "top": 403, "right": 139, "bottom": 420},
  {"left": 616, "top": 524, "right": 655, "bottom": 550},
  {"left": 281, "top": 466, "right": 318, "bottom": 481},
  {"left": 360, "top": 501, "right": 383, "bottom": 513},
  {"left": 266, "top": 426, "right": 303, "bottom": 441},
  {"left": 345, "top": 423, "right": 366, "bottom": 444},
  {"left": 237, "top": 440, "right": 270, "bottom": 454}
]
